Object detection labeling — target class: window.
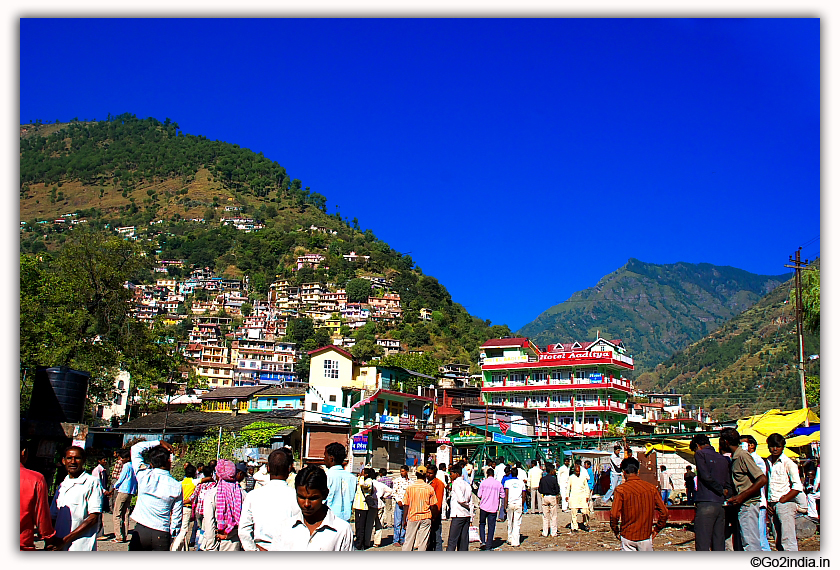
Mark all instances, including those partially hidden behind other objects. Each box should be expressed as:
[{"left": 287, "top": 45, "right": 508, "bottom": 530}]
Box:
[
  {"left": 329, "top": 395, "right": 337, "bottom": 402},
  {"left": 532, "top": 371, "right": 547, "bottom": 384},
  {"left": 388, "top": 401, "right": 404, "bottom": 416},
  {"left": 117, "top": 380, "right": 125, "bottom": 390},
  {"left": 115, "top": 394, "right": 122, "bottom": 406},
  {"left": 311, "top": 402, "right": 318, "bottom": 411},
  {"left": 96, "top": 406, "right": 104, "bottom": 418},
  {"left": 324, "top": 359, "right": 339, "bottom": 379}
]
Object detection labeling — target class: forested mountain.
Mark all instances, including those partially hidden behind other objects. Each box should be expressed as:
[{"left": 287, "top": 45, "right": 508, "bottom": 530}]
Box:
[
  {"left": 635, "top": 265, "right": 820, "bottom": 419},
  {"left": 19, "top": 115, "right": 513, "bottom": 394},
  {"left": 517, "top": 258, "right": 789, "bottom": 373}
]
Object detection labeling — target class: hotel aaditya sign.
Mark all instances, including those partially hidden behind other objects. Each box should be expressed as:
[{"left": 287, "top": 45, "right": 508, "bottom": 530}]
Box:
[{"left": 538, "top": 351, "right": 612, "bottom": 362}]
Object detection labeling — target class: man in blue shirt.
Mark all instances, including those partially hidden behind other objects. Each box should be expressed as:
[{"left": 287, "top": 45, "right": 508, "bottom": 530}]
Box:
[
  {"left": 111, "top": 449, "right": 136, "bottom": 543},
  {"left": 323, "top": 442, "right": 356, "bottom": 522},
  {"left": 584, "top": 460, "right": 595, "bottom": 493},
  {"left": 128, "top": 440, "right": 183, "bottom": 551}
]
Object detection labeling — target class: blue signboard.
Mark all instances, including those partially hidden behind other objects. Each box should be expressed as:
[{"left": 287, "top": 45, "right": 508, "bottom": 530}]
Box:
[
  {"left": 352, "top": 434, "right": 368, "bottom": 453},
  {"left": 380, "top": 432, "right": 400, "bottom": 443},
  {"left": 492, "top": 432, "right": 533, "bottom": 444},
  {"left": 589, "top": 373, "right": 603, "bottom": 384}
]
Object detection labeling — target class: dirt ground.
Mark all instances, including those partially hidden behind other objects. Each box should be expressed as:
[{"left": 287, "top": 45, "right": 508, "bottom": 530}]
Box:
[{"left": 43, "top": 502, "right": 819, "bottom": 552}]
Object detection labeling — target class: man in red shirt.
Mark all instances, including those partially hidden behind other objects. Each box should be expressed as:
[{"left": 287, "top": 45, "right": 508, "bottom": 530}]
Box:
[
  {"left": 20, "top": 439, "right": 57, "bottom": 550},
  {"left": 425, "top": 464, "right": 445, "bottom": 551}
]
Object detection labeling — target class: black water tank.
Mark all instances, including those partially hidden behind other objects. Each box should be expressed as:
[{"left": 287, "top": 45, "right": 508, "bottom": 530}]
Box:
[{"left": 27, "top": 366, "right": 90, "bottom": 423}]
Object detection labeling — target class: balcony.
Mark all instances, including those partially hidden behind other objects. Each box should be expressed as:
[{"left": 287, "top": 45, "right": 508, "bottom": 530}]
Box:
[{"left": 482, "top": 377, "right": 632, "bottom": 393}]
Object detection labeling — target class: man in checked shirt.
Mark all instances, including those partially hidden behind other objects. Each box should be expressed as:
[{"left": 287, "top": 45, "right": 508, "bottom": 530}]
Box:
[{"left": 609, "top": 457, "right": 669, "bottom": 551}]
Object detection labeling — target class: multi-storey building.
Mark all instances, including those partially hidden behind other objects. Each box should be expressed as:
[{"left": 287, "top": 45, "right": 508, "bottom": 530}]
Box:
[
  {"left": 231, "top": 338, "right": 297, "bottom": 386},
  {"left": 479, "top": 336, "right": 634, "bottom": 437}
]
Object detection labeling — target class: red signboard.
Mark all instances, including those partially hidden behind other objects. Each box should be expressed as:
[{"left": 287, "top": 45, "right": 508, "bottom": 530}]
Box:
[{"left": 538, "top": 351, "right": 612, "bottom": 362}]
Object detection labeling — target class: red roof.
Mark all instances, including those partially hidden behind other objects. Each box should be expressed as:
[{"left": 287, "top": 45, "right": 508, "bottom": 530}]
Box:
[
  {"left": 307, "top": 344, "right": 355, "bottom": 360},
  {"left": 480, "top": 337, "right": 530, "bottom": 349}
]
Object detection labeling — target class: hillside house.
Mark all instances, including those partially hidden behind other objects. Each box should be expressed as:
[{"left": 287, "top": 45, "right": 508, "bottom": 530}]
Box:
[{"left": 296, "top": 253, "right": 325, "bottom": 270}]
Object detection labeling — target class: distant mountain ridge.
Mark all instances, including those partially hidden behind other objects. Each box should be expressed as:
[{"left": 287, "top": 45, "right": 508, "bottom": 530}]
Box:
[
  {"left": 635, "top": 270, "right": 819, "bottom": 419},
  {"left": 517, "top": 258, "right": 789, "bottom": 373}
]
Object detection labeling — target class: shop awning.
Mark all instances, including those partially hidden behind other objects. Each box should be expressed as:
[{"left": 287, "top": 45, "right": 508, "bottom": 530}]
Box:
[
  {"left": 736, "top": 408, "right": 820, "bottom": 440},
  {"left": 644, "top": 438, "right": 798, "bottom": 463}
]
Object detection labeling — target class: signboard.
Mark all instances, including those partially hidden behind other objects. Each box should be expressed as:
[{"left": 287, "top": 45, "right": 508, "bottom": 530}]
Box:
[
  {"left": 483, "top": 355, "right": 528, "bottom": 366},
  {"left": 492, "top": 432, "right": 533, "bottom": 444},
  {"left": 72, "top": 439, "right": 87, "bottom": 449},
  {"left": 321, "top": 404, "right": 351, "bottom": 423},
  {"left": 352, "top": 434, "right": 368, "bottom": 454},
  {"left": 538, "top": 351, "right": 612, "bottom": 362},
  {"left": 376, "top": 413, "right": 401, "bottom": 429},
  {"left": 588, "top": 373, "right": 603, "bottom": 384},
  {"left": 450, "top": 435, "right": 487, "bottom": 445},
  {"left": 380, "top": 432, "right": 400, "bottom": 443}
]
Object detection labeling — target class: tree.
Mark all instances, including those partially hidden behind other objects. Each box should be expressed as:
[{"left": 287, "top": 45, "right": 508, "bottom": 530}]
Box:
[
  {"left": 241, "top": 302, "right": 253, "bottom": 317},
  {"left": 346, "top": 278, "right": 371, "bottom": 303},
  {"left": 351, "top": 339, "right": 383, "bottom": 362},
  {"left": 799, "top": 266, "right": 820, "bottom": 333},
  {"left": 379, "top": 352, "right": 441, "bottom": 377},
  {"left": 19, "top": 231, "right": 181, "bottom": 422},
  {"left": 285, "top": 317, "right": 315, "bottom": 347}
]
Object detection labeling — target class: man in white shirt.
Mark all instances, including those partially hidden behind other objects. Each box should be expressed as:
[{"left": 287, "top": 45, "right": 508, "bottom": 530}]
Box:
[
  {"left": 49, "top": 446, "right": 104, "bottom": 551},
  {"left": 128, "top": 440, "right": 183, "bottom": 551},
  {"left": 558, "top": 457, "right": 571, "bottom": 511},
  {"left": 239, "top": 448, "right": 301, "bottom": 550},
  {"left": 391, "top": 465, "right": 411, "bottom": 546},
  {"left": 494, "top": 458, "right": 507, "bottom": 483},
  {"left": 252, "top": 462, "right": 270, "bottom": 489},
  {"left": 503, "top": 467, "right": 526, "bottom": 547},
  {"left": 269, "top": 465, "right": 354, "bottom": 551},
  {"left": 371, "top": 474, "right": 393, "bottom": 547},
  {"left": 527, "top": 460, "right": 543, "bottom": 514},
  {"left": 446, "top": 466, "right": 473, "bottom": 550},
  {"left": 766, "top": 433, "right": 803, "bottom": 551},
  {"left": 603, "top": 446, "right": 624, "bottom": 502}
]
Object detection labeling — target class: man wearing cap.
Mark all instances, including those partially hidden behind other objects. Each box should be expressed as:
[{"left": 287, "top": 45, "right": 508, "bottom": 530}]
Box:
[{"left": 401, "top": 465, "right": 437, "bottom": 551}]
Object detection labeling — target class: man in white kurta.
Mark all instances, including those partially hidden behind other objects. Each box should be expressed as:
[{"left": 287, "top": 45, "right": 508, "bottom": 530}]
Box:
[
  {"left": 568, "top": 464, "right": 592, "bottom": 532},
  {"left": 557, "top": 457, "right": 571, "bottom": 511}
]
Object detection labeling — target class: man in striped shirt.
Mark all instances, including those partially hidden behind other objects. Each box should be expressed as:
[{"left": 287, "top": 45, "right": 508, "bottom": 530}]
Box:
[
  {"left": 609, "top": 457, "right": 669, "bottom": 551},
  {"left": 400, "top": 466, "right": 437, "bottom": 551}
]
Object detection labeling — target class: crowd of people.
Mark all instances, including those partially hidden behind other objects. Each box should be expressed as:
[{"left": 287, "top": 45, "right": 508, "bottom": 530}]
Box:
[{"left": 20, "top": 427, "right": 819, "bottom": 552}]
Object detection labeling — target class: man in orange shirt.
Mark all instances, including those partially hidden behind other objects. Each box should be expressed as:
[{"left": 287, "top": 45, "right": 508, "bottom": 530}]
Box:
[
  {"left": 20, "top": 439, "right": 57, "bottom": 550},
  {"left": 425, "top": 464, "right": 446, "bottom": 551},
  {"left": 401, "top": 466, "right": 437, "bottom": 551}
]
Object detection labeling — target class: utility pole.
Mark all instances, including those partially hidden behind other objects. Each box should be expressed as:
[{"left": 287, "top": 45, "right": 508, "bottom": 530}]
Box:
[{"left": 785, "top": 248, "right": 810, "bottom": 426}]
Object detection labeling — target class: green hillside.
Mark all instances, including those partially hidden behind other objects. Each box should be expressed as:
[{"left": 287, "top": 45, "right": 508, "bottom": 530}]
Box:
[
  {"left": 635, "top": 268, "right": 820, "bottom": 419},
  {"left": 517, "top": 258, "right": 789, "bottom": 373},
  {"left": 19, "top": 115, "right": 513, "bottom": 378}
]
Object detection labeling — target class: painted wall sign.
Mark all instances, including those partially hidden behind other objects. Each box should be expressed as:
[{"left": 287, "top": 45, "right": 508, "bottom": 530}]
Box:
[
  {"left": 352, "top": 434, "right": 368, "bottom": 453},
  {"left": 321, "top": 404, "right": 351, "bottom": 423},
  {"left": 484, "top": 355, "right": 528, "bottom": 365}
]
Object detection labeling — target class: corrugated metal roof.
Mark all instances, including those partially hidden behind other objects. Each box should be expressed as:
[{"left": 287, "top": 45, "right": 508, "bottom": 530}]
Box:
[
  {"left": 480, "top": 338, "right": 529, "bottom": 349},
  {"left": 111, "top": 409, "right": 301, "bottom": 433}
]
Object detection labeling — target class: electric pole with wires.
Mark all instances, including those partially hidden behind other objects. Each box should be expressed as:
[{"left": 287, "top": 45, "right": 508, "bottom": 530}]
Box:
[{"left": 785, "top": 247, "right": 811, "bottom": 426}]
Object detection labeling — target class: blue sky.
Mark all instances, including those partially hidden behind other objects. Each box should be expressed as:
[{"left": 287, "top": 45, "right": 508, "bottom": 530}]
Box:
[{"left": 19, "top": 18, "right": 820, "bottom": 332}]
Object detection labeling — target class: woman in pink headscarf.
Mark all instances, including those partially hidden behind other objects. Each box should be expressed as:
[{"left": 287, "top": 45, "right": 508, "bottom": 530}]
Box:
[{"left": 200, "top": 459, "right": 247, "bottom": 551}]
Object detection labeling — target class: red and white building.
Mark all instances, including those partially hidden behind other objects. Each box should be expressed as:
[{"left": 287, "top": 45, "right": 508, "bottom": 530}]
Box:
[{"left": 479, "top": 336, "right": 634, "bottom": 437}]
